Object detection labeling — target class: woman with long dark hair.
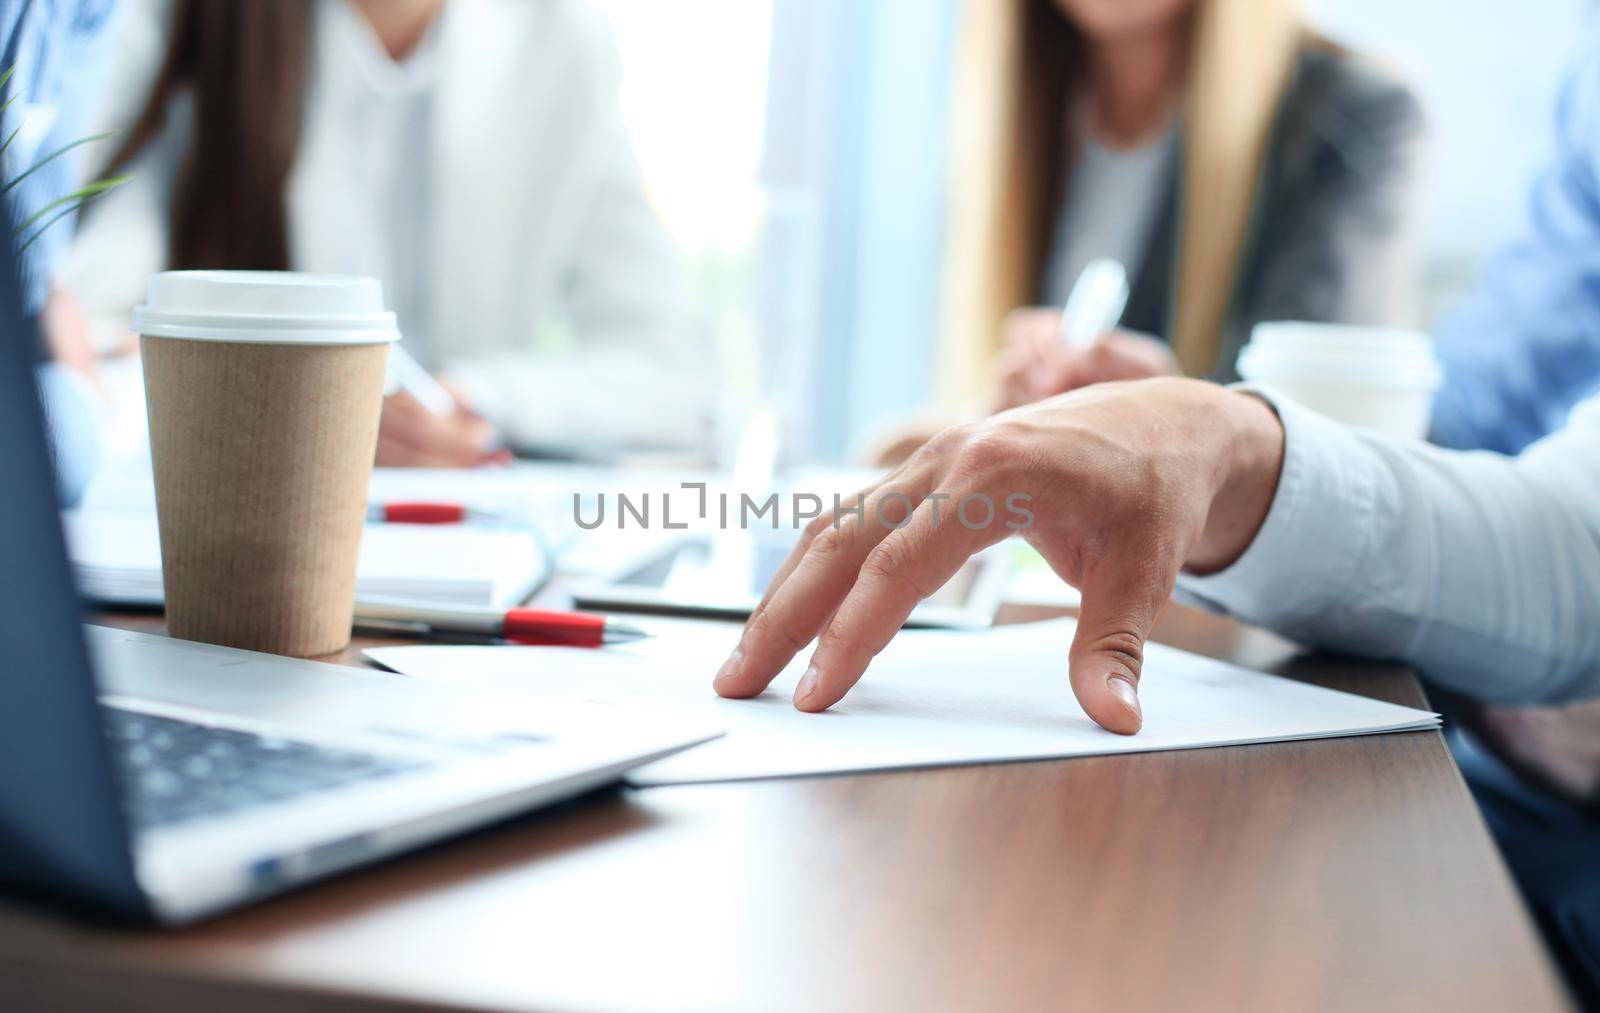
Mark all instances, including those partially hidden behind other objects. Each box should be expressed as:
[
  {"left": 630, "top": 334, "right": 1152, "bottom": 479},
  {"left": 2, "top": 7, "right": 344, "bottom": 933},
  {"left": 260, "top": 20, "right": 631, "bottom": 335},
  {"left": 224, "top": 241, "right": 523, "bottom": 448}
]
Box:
[{"left": 65, "top": 0, "right": 709, "bottom": 464}]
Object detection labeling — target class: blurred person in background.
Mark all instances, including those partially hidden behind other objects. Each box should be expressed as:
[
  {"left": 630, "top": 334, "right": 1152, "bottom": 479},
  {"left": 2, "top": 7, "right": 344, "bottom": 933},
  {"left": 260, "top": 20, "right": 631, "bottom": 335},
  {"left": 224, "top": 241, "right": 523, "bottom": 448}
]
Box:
[
  {"left": 1414, "top": 40, "right": 1600, "bottom": 1004},
  {"left": 1429, "top": 44, "right": 1600, "bottom": 458},
  {"left": 951, "top": 0, "right": 1425, "bottom": 417},
  {"left": 62, "top": 0, "right": 711, "bottom": 466},
  {"left": 2, "top": 0, "right": 120, "bottom": 505}
]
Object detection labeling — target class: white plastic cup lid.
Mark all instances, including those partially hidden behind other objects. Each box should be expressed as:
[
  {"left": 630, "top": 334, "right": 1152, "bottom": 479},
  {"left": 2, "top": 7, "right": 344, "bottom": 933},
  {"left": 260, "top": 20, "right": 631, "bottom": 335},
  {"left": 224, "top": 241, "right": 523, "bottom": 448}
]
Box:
[
  {"left": 1247, "top": 321, "right": 1434, "bottom": 356},
  {"left": 133, "top": 271, "right": 400, "bottom": 345},
  {"left": 1240, "top": 320, "right": 1442, "bottom": 391}
]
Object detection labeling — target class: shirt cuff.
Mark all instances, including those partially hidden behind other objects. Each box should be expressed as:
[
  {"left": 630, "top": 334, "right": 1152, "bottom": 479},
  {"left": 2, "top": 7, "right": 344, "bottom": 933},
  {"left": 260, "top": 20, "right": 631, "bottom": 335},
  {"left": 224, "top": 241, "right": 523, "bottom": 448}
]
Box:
[{"left": 1177, "top": 387, "right": 1378, "bottom": 626}]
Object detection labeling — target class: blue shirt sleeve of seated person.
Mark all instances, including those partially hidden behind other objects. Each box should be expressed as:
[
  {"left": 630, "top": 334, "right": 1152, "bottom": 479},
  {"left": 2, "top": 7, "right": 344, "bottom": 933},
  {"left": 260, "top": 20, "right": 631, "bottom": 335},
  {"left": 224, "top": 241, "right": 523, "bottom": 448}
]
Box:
[
  {"left": 0, "top": 0, "right": 119, "bottom": 506},
  {"left": 1430, "top": 46, "right": 1600, "bottom": 454},
  {"left": 2, "top": 0, "right": 118, "bottom": 307}
]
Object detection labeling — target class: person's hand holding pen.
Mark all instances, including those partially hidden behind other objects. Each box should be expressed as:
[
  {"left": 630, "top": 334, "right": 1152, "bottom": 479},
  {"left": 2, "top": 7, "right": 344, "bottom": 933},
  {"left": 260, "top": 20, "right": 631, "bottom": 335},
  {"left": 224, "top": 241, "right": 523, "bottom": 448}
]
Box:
[
  {"left": 713, "top": 378, "right": 1286, "bottom": 735},
  {"left": 993, "top": 316, "right": 1179, "bottom": 411},
  {"left": 377, "top": 388, "right": 503, "bottom": 467},
  {"left": 376, "top": 345, "right": 509, "bottom": 467},
  {"left": 992, "top": 258, "right": 1178, "bottom": 412}
]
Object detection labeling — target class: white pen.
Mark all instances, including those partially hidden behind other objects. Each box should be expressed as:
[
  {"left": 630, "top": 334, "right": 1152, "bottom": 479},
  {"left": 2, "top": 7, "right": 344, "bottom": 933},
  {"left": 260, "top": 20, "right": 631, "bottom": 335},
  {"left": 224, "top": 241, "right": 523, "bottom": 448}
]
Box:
[
  {"left": 384, "top": 343, "right": 458, "bottom": 417},
  {"left": 1059, "top": 257, "right": 1130, "bottom": 352}
]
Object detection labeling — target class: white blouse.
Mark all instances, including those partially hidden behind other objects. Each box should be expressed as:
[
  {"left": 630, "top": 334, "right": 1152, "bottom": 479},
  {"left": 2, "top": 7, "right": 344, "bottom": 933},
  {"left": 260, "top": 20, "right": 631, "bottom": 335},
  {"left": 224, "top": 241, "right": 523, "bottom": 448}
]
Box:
[
  {"left": 64, "top": 0, "right": 711, "bottom": 456},
  {"left": 1042, "top": 124, "right": 1178, "bottom": 307},
  {"left": 292, "top": 0, "right": 438, "bottom": 362}
]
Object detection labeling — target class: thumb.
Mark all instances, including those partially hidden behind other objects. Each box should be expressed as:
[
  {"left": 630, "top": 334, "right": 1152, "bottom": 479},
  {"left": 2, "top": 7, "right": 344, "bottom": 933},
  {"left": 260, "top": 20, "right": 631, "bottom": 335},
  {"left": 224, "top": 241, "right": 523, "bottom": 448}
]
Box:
[{"left": 1068, "top": 555, "right": 1177, "bottom": 735}]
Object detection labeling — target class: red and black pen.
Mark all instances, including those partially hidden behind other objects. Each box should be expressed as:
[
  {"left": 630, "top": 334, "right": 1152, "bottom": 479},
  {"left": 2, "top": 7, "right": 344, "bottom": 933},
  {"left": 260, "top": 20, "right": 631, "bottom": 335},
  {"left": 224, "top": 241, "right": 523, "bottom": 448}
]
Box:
[
  {"left": 366, "top": 501, "right": 492, "bottom": 525},
  {"left": 354, "top": 596, "right": 649, "bottom": 647}
]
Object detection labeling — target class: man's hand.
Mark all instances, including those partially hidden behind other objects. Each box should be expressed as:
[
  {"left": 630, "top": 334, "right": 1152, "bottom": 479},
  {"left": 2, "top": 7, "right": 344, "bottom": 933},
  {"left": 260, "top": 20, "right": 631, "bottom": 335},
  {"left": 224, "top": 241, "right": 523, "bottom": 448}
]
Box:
[
  {"left": 713, "top": 379, "right": 1285, "bottom": 734},
  {"left": 993, "top": 307, "right": 1179, "bottom": 412},
  {"left": 375, "top": 388, "right": 505, "bottom": 468}
]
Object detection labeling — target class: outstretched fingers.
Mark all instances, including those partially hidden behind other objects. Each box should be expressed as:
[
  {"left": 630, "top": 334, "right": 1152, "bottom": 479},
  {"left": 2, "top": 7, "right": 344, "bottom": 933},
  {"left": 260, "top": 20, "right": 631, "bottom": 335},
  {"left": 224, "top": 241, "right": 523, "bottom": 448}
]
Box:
[
  {"left": 712, "top": 481, "right": 917, "bottom": 699},
  {"left": 795, "top": 494, "right": 1004, "bottom": 712}
]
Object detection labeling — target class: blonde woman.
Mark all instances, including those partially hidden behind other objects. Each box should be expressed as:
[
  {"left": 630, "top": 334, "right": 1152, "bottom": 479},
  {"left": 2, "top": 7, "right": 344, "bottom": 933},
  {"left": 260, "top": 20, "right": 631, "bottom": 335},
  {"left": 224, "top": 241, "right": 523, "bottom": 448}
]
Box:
[{"left": 944, "top": 0, "right": 1425, "bottom": 412}]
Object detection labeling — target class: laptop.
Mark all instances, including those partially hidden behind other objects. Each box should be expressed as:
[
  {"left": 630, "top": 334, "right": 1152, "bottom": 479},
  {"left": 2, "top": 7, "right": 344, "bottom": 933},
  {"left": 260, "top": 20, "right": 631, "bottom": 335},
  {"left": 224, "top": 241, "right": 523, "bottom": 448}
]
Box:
[{"left": 0, "top": 296, "right": 718, "bottom": 926}]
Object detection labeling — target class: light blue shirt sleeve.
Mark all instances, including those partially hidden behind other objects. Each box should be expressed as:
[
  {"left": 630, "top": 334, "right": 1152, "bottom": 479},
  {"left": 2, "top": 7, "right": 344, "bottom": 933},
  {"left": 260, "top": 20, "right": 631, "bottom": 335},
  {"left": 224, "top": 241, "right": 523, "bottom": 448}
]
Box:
[
  {"left": 1430, "top": 47, "right": 1600, "bottom": 454},
  {"left": 1180, "top": 392, "right": 1600, "bottom": 705},
  {"left": 1, "top": 0, "right": 120, "bottom": 503},
  {"left": 3, "top": 0, "right": 120, "bottom": 309}
]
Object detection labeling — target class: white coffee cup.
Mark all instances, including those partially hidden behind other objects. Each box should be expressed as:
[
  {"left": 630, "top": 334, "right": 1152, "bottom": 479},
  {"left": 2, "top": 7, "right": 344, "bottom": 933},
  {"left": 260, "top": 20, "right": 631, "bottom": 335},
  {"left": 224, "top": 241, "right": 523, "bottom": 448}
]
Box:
[{"left": 1236, "top": 321, "right": 1442, "bottom": 439}]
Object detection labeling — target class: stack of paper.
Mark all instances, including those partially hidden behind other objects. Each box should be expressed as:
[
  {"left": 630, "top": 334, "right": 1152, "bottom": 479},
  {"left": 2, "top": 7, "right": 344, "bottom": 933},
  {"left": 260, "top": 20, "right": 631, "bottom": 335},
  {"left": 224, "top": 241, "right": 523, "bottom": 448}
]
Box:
[
  {"left": 366, "top": 618, "right": 1440, "bottom": 785},
  {"left": 63, "top": 511, "right": 551, "bottom": 608}
]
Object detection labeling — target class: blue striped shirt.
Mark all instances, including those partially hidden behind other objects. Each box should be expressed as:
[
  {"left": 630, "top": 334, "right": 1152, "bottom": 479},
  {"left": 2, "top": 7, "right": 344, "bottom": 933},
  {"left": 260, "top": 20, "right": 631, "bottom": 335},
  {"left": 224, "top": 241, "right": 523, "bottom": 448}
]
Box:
[
  {"left": 1, "top": 0, "right": 119, "bottom": 505},
  {"left": 0, "top": 0, "right": 118, "bottom": 312}
]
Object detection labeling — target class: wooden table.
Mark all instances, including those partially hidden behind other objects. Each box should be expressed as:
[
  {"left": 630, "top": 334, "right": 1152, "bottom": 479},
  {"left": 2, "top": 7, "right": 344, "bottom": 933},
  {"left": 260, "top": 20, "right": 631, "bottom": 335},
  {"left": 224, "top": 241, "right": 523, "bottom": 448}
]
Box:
[{"left": 0, "top": 603, "right": 1572, "bottom": 1012}]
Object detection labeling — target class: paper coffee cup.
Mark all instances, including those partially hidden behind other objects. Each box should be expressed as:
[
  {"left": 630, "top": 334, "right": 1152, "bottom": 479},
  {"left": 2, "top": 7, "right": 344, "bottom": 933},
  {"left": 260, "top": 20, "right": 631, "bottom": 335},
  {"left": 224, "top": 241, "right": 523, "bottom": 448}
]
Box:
[
  {"left": 1236, "top": 322, "right": 1442, "bottom": 439},
  {"left": 134, "top": 272, "right": 398, "bottom": 657}
]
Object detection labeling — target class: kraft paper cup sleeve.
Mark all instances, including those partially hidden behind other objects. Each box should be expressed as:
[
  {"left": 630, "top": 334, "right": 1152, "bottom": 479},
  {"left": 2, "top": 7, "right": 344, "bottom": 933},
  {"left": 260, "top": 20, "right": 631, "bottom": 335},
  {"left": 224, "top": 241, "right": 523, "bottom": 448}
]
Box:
[{"left": 142, "top": 336, "right": 389, "bottom": 657}]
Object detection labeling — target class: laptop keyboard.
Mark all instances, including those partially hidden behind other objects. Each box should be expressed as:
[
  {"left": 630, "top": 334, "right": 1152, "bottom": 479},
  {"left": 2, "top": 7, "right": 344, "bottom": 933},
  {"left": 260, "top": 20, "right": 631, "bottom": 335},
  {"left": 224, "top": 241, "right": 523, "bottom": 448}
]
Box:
[{"left": 105, "top": 708, "right": 430, "bottom": 832}]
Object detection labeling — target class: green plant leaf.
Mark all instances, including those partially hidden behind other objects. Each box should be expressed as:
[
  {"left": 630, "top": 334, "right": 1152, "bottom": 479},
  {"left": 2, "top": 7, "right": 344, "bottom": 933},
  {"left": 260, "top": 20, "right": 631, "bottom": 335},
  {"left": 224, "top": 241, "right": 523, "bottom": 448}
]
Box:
[
  {"left": 14, "top": 201, "right": 84, "bottom": 258},
  {"left": 3, "top": 131, "right": 119, "bottom": 195},
  {"left": 12, "top": 174, "right": 130, "bottom": 236},
  {"left": 0, "top": 66, "right": 29, "bottom": 163},
  {"left": 0, "top": 88, "right": 21, "bottom": 123},
  {"left": 0, "top": 120, "right": 22, "bottom": 161}
]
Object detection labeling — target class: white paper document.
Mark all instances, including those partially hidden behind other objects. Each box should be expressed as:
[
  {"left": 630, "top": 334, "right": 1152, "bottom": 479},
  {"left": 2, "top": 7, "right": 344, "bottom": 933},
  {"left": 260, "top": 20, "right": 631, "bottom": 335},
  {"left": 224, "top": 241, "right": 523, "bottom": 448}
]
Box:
[
  {"left": 366, "top": 618, "right": 1439, "bottom": 786},
  {"left": 63, "top": 511, "right": 551, "bottom": 608}
]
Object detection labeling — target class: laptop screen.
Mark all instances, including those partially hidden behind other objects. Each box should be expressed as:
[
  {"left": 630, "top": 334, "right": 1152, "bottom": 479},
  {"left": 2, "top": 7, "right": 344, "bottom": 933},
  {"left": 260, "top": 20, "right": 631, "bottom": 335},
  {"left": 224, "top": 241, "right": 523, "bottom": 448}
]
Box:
[{"left": 0, "top": 252, "right": 144, "bottom": 915}]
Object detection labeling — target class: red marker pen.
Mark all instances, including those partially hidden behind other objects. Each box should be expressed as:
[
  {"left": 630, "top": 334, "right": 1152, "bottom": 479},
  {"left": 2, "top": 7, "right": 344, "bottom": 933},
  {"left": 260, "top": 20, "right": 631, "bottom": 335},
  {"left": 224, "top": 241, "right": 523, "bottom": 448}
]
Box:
[{"left": 354, "top": 597, "right": 648, "bottom": 647}]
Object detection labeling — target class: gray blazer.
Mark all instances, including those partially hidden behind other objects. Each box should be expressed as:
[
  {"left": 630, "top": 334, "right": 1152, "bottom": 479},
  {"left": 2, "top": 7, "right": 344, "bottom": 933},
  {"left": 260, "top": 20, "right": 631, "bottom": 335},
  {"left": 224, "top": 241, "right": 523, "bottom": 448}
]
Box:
[{"left": 1114, "top": 45, "right": 1427, "bottom": 381}]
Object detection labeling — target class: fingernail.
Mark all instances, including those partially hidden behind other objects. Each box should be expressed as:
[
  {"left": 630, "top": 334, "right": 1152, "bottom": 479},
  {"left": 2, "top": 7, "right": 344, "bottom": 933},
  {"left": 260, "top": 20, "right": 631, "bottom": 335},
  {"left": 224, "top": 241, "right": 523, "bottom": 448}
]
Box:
[
  {"left": 1107, "top": 676, "right": 1141, "bottom": 720},
  {"left": 793, "top": 665, "right": 820, "bottom": 706},
  {"left": 714, "top": 648, "right": 743, "bottom": 687}
]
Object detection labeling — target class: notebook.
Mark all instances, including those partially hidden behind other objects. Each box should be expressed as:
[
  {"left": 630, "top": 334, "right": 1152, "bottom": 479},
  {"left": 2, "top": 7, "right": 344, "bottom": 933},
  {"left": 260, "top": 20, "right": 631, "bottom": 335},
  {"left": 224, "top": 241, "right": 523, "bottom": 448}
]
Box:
[{"left": 63, "top": 511, "right": 551, "bottom": 609}]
